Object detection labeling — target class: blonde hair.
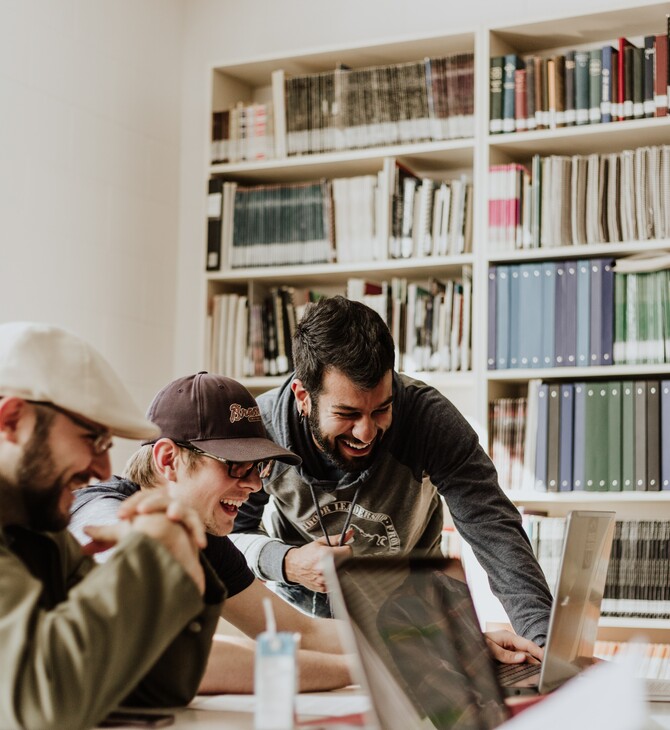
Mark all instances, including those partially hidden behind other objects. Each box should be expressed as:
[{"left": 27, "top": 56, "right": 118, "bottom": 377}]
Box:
[{"left": 123, "top": 443, "right": 200, "bottom": 489}]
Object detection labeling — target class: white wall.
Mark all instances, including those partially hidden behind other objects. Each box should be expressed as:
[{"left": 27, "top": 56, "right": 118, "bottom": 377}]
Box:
[
  {"left": 0, "top": 0, "right": 185, "bottom": 470},
  {"left": 175, "top": 0, "right": 645, "bottom": 378},
  {"left": 0, "top": 0, "right": 651, "bottom": 473}
]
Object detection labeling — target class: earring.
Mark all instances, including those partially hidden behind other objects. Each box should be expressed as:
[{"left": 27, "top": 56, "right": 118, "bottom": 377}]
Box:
[{"left": 298, "top": 410, "right": 305, "bottom": 424}]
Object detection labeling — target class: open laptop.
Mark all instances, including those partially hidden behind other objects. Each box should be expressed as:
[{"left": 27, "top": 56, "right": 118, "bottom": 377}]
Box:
[
  {"left": 323, "top": 510, "right": 616, "bottom": 728},
  {"left": 325, "top": 553, "right": 510, "bottom": 729},
  {"left": 498, "top": 509, "right": 615, "bottom": 695}
]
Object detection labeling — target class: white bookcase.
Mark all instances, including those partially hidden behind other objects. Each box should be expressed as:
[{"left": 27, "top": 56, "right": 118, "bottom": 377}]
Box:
[{"left": 204, "top": 2, "right": 670, "bottom": 640}]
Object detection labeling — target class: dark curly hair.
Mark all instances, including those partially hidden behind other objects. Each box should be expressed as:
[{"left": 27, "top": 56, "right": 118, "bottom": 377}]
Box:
[{"left": 292, "top": 295, "right": 395, "bottom": 397}]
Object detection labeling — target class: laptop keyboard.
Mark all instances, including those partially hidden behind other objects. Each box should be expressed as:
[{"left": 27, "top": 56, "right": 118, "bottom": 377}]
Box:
[{"left": 497, "top": 661, "right": 541, "bottom": 686}]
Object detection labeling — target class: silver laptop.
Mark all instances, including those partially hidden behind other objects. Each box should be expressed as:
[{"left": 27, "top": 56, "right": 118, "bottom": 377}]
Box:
[
  {"left": 323, "top": 510, "right": 616, "bottom": 728},
  {"left": 498, "top": 509, "right": 615, "bottom": 695},
  {"left": 325, "top": 554, "right": 511, "bottom": 729}
]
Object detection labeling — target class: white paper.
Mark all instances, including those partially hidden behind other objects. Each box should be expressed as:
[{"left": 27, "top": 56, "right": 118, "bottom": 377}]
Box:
[
  {"left": 190, "top": 693, "right": 370, "bottom": 719},
  {"left": 500, "top": 656, "right": 647, "bottom": 730}
]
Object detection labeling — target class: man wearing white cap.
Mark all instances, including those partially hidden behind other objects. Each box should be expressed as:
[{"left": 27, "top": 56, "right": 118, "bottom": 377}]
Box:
[
  {"left": 70, "top": 372, "right": 353, "bottom": 693},
  {"left": 0, "top": 323, "right": 225, "bottom": 730}
]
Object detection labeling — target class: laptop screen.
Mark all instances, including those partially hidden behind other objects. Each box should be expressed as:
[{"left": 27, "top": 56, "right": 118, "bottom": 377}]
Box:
[
  {"left": 327, "top": 555, "right": 510, "bottom": 730},
  {"left": 538, "top": 510, "right": 615, "bottom": 693}
]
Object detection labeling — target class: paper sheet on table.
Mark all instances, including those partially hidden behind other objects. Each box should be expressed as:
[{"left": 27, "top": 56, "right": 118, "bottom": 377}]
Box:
[
  {"left": 190, "top": 693, "right": 370, "bottom": 718},
  {"left": 501, "top": 654, "right": 647, "bottom": 730}
]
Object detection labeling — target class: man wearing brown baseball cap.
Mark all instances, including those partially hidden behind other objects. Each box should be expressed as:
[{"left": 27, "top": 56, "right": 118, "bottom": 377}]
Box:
[
  {"left": 70, "top": 372, "right": 352, "bottom": 694},
  {"left": 0, "top": 323, "right": 225, "bottom": 730}
]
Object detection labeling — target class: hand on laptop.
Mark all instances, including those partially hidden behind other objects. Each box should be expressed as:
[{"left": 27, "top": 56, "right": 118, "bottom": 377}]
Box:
[{"left": 484, "top": 630, "right": 544, "bottom": 665}]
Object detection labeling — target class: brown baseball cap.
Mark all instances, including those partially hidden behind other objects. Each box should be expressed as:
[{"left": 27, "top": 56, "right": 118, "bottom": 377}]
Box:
[{"left": 144, "top": 372, "right": 301, "bottom": 465}]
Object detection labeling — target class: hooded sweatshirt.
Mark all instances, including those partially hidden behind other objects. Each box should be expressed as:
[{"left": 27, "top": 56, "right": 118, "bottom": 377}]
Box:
[{"left": 231, "top": 372, "right": 552, "bottom": 644}]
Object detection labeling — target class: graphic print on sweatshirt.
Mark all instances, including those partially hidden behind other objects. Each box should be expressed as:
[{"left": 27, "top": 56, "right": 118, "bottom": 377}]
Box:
[{"left": 301, "top": 501, "right": 401, "bottom": 553}]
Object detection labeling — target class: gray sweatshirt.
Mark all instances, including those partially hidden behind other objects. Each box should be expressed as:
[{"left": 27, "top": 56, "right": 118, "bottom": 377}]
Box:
[{"left": 231, "top": 372, "right": 552, "bottom": 643}]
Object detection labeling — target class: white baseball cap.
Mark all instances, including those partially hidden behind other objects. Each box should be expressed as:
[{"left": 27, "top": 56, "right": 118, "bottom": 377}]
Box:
[{"left": 0, "top": 322, "right": 160, "bottom": 440}]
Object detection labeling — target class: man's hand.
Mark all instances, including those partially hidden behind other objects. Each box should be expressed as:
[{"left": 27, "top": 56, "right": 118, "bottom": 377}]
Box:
[
  {"left": 116, "top": 486, "right": 207, "bottom": 549},
  {"left": 83, "top": 505, "right": 205, "bottom": 595},
  {"left": 484, "top": 630, "right": 544, "bottom": 665},
  {"left": 283, "top": 530, "right": 353, "bottom": 592}
]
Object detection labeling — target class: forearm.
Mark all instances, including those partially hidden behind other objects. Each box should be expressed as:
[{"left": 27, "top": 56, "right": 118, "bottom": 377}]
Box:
[
  {"left": 229, "top": 532, "right": 293, "bottom": 582},
  {"left": 294, "top": 616, "right": 346, "bottom": 655},
  {"left": 0, "top": 533, "right": 220, "bottom": 730},
  {"left": 198, "top": 636, "right": 352, "bottom": 694}
]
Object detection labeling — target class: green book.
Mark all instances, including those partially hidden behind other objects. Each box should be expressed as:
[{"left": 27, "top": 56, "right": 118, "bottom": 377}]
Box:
[
  {"left": 634, "top": 380, "right": 648, "bottom": 491},
  {"left": 574, "top": 50, "right": 590, "bottom": 125},
  {"left": 613, "top": 273, "right": 626, "bottom": 364},
  {"left": 584, "top": 382, "right": 609, "bottom": 491},
  {"left": 546, "top": 384, "right": 561, "bottom": 492},
  {"left": 489, "top": 56, "right": 505, "bottom": 133},
  {"left": 607, "top": 381, "right": 622, "bottom": 491},
  {"left": 621, "top": 381, "right": 635, "bottom": 491}
]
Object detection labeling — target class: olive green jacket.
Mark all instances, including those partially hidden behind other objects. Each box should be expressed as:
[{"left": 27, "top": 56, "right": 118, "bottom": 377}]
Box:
[{"left": 0, "top": 525, "right": 225, "bottom": 730}]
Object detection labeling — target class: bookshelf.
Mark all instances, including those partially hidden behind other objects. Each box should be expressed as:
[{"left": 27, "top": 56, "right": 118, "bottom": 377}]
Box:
[
  {"left": 206, "top": 29, "right": 480, "bottom": 416},
  {"left": 203, "top": 2, "right": 670, "bottom": 640}
]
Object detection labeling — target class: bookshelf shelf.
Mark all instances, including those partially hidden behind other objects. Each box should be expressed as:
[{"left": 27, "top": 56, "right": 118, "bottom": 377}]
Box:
[
  {"left": 599, "top": 617, "right": 670, "bottom": 631},
  {"left": 201, "top": 1, "right": 670, "bottom": 642},
  {"left": 241, "top": 370, "right": 474, "bottom": 397},
  {"left": 206, "top": 255, "right": 475, "bottom": 287},
  {"left": 487, "top": 239, "right": 670, "bottom": 265},
  {"left": 488, "top": 116, "right": 670, "bottom": 158},
  {"left": 210, "top": 139, "right": 475, "bottom": 183},
  {"left": 510, "top": 491, "right": 670, "bottom": 504},
  {"left": 488, "top": 364, "right": 670, "bottom": 383}
]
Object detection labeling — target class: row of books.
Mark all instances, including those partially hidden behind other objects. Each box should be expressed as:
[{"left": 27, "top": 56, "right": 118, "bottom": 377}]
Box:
[
  {"left": 530, "top": 379, "right": 670, "bottom": 493},
  {"left": 346, "top": 274, "right": 472, "bottom": 374},
  {"left": 273, "top": 53, "right": 474, "bottom": 157},
  {"left": 208, "top": 288, "right": 306, "bottom": 379},
  {"left": 207, "top": 179, "right": 334, "bottom": 270},
  {"left": 490, "top": 26, "right": 670, "bottom": 134},
  {"left": 488, "top": 256, "right": 670, "bottom": 372},
  {"left": 206, "top": 163, "right": 473, "bottom": 270},
  {"left": 487, "top": 144, "right": 670, "bottom": 251},
  {"left": 522, "top": 513, "right": 670, "bottom": 619},
  {"left": 614, "top": 264, "right": 670, "bottom": 366},
  {"left": 595, "top": 642, "right": 670, "bottom": 679},
  {"left": 492, "top": 378, "right": 670, "bottom": 494},
  {"left": 488, "top": 258, "right": 615, "bottom": 371},
  {"left": 489, "top": 396, "right": 526, "bottom": 494},
  {"left": 210, "top": 102, "right": 274, "bottom": 164},
  {"left": 206, "top": 274, "right": 473, "bottom": 379}
]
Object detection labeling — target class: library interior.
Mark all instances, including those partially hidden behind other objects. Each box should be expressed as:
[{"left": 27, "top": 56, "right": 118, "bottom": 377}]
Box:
[{"left": 2, "top": 0, "right": 670, "bottom": 728}]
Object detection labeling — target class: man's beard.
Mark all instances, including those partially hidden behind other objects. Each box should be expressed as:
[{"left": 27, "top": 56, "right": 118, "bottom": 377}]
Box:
[
  {"left": 307, "top": 398, "right": 378, "bottom": 474},
  {"left": 0, "top": 409, "right": 71, "bottom": 532}
]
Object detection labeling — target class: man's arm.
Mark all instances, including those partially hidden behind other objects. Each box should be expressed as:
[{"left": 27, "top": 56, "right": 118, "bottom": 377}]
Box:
[
  {"left": 199, "top": 635, "right": 352, "bottom": 694},
  {"left": 222, "top": 578, "right": 344, "bottom": 652},
  {"left": 400, "top": 376, "right": 553, "bottom": 644},
  {"left": 197, "top": 579, "right": 352, "bottom": 693},
  {"left": 0, "top": 523, "right": 223, "bottom": 730}
]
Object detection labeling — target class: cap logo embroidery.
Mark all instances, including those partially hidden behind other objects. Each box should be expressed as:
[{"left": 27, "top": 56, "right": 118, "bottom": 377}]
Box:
[{"left": 229, "top": 403, "right": 261, "bottom": 423}]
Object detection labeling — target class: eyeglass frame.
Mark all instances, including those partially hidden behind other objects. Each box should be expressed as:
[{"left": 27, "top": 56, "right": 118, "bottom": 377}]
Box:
[
  {"left": 30, "top": 401, "right": 114, "bottom": 455},
  {"left": 174, "top": 441, "right": 275, "bottom": 480}
]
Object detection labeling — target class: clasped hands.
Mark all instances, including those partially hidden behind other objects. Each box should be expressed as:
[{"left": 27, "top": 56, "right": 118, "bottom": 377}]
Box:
[{"left": 81, "top": 488, "right": 207, "bottom": 594}]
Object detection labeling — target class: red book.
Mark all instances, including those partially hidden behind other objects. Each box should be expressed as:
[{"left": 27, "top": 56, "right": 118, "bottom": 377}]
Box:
[{"left": 514, "top": 69, "right": 528, "bottom": 131}]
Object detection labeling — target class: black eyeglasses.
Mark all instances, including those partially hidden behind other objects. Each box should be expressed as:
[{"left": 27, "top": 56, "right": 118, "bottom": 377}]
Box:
[
  {"left": 32, "top": 401, "right": 113, "bottom": 455},
  {"left": 175, "top": 442, "right": 274, "bottom": 479}
]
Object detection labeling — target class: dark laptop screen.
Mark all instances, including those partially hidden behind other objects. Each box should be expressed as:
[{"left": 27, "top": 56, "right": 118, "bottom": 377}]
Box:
[{"left": 333, "top": 556, "right": 510, "bottom": 730}]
